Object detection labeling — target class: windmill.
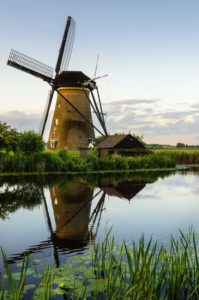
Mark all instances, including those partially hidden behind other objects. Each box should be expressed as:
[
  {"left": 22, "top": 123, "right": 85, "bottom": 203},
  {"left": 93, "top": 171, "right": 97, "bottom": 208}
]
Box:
[{"left": 7, "top": 16, "right": 108, "bottom": 150}]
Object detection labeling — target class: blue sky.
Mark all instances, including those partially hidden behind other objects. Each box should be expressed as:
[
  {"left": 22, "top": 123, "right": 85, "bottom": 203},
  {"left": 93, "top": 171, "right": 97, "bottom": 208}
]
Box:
[{"left": 1, "top": 0, "right": 199, "bottom": 144}]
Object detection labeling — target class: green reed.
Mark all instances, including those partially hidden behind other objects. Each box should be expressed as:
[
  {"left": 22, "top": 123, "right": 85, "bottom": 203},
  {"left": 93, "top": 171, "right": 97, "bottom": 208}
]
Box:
[
  {"left": 33, "top": 266, "right": 54, "bottom": 300},
  {"left": 87, "top": 231, "right": 199, "bottom": 299},
  {"left": 1, "top": 230, "right": 199, "bottom": 299},
  {"left": 155, "top": 148, "right": 199, "bottom": 164},
  {"left": 0, "top": 248, "right": 29, "bottom": 300}
]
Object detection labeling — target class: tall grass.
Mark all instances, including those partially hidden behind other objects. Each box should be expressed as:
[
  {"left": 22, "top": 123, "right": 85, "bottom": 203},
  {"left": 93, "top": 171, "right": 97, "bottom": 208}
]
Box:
[
  {"left": 1, "top": 148, "right": 199, "bottom": 173},
  {"left": 0, "top": 149, "right": 175, "bottom": 173},
  {"left": 85, "top": 230, "right": 199, "bottom": 299},
  {"left": 0, "top": 248, "right": 29, "bottom": 300},
  {"left": 155, "top": 148, "right": 199, "bottom": 164},
  {"left": 1, "top": 231, "right": 199, "bottom": 299}
]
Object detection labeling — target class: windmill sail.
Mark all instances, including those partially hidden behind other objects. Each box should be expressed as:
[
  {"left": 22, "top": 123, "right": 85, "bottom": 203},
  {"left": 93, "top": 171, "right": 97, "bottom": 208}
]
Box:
[
  {"left": 55, "top": 16, "right": 76, "bottom": 75},
  {"left": 38, "top": 88, "right": 55, "bottom": 136},
  {"left": 7, "top": 49, "right": 54, "bottom": 82},
  {"left": 60, "top": 18, "right": 76, "bottom": 72},
  {"left": 39, "top": 17, "right": 76, "bottom": 136}
]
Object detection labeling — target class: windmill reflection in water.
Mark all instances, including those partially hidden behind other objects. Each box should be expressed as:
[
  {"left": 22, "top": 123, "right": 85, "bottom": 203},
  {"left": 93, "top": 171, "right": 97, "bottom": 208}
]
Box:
[
  {"left": 42, "top": 179, "right": 146, "bottom": 267},
  {"left": 1, "top": 179, "right": 146, "bottom": 267}
]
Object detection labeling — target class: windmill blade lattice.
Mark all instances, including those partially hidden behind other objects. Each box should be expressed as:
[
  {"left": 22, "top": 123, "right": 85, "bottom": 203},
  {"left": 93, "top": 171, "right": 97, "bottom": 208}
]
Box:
[
  {"left": 7, "top": 49, "right": 54, "bottom": 82},
  {"left": 38, "top": 17, "right": 76, "bottom": 136},
  {"left": 55, "top": 16, "right": 76, "bottom": 75},
  {"left": 60, "top": 18, "right": 76, "bottom": 73},
  {"left": 38, "top": 88, "right": 55, "bottom": 136}
]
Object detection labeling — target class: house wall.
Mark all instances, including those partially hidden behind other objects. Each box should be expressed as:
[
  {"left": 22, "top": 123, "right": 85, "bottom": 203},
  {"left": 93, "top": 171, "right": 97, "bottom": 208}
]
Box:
[{"left": 98, "top": 148, "right": 149, "bottom": 157}]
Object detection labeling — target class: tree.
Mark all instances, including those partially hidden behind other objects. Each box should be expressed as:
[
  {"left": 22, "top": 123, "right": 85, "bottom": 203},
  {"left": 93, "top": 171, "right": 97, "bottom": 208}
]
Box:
[
  {"left": 176, "top": 142, "right": 185, "bottom": 148},
  {"left": 19, "top": 131, "right": 45, "bottom": 154},
  {"left": 94, "top": 135, "right": 106, "bottom": 145},
  {"left": 0, "top": 121, "right": 20, "bottom": 151},
  {"left": 132, "top": 133, "right": 146, "bottom": 146}
]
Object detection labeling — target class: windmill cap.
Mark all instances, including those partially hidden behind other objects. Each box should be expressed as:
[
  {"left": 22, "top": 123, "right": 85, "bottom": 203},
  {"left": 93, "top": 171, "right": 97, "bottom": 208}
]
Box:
[{"left": 54, "top": 71, "right": 91, "bottom": 88}]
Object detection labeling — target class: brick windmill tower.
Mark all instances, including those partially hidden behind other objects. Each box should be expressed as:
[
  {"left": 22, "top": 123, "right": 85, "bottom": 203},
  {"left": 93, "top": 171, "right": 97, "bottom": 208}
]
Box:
[{"left": 7, "top": 17, "right": 108, "bottom": 150}]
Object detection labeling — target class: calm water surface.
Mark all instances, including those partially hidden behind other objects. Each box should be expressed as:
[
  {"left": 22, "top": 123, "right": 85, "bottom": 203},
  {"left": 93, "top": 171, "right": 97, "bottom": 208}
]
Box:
[{"left": 0, "top": 168, "right": 199, "bottom": 269}]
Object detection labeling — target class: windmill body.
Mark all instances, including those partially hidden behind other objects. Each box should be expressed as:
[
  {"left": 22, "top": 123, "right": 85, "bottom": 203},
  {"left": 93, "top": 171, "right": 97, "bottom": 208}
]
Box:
[{"left": 49, "top": 71, "right": 94, "bottom": 150}]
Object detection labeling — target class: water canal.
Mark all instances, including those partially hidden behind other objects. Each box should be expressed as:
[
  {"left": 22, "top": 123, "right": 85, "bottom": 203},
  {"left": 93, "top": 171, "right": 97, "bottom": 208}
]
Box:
[{"left": 0, "top": 167, "right": 199, "bottom": 271}]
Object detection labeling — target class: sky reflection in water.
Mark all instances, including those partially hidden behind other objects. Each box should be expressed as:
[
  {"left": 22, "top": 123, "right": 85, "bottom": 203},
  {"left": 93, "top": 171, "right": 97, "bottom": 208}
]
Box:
[{"left": 0, "top": 169, "right": 199, "bottom": 266}]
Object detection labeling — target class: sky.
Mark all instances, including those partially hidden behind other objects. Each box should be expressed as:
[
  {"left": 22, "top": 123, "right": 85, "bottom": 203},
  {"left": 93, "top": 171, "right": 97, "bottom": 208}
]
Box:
[{"left": 1, "top": 0, "right": 199, "bottom": 145}]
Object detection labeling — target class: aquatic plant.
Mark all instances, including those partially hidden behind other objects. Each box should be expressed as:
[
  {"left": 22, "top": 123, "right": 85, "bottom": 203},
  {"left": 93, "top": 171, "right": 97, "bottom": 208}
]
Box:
[
  {"left": 0, "top": 248, "right": 30, "bottom": 299},
  {"left": 1, "top": 230, "right": 199, "bottom": 299}
]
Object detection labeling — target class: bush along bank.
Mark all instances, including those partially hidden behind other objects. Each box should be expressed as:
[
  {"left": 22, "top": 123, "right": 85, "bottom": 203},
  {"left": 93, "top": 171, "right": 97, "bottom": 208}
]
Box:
[{"left": 0, "top": 149, "right": 175, "bottom": 173}]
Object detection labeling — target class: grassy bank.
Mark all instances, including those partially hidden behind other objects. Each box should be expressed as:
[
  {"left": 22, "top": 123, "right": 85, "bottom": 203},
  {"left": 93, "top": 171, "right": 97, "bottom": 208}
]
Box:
[
  {"left": 1, "top": 230, "right": 199, "bottom": 299},
  {"left": 154, "top": 148, "right": 199, "bottom": 164},
  {"left": 0, "top": 149, "right": 175, "bottom": 173}
]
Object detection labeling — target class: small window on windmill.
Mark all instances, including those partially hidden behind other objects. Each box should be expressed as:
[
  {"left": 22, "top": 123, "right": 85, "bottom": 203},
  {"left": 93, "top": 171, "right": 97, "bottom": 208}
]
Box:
[
  {"left": 55, "top": 118, "right": 59, "bottom": 126},
  {"left": 49, "top": 140, "right": 57, "bottom": 149},
  {"left": 58, "top": 104, "right": 61, "bottom": 109}
]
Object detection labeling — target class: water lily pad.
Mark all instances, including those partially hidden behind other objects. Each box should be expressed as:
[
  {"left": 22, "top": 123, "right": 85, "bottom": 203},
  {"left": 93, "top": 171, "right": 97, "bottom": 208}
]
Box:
[
  {"left": 53, "top": 287, "right": 66, "bottom": 295},
  {"left": 33, "top": 273, "right": 42, "bottom": 279},
  {"left": 11, "top": 268, "right": 34, "bottom": 280},
  {"left": 32, "top": 259, "right": 41, "bottom": 264},
  {"left": 16, "top": 262, "right": 24, "bottom": 267},
  {"left": 24, "top": 284, "right": 36, "bottom": 291}
]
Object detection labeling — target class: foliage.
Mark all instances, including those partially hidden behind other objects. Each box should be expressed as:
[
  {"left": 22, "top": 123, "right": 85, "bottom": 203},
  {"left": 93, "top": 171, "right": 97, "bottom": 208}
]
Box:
[
  {"left": 0, "top": 122, "right": 45, "bottom": 156},
  {"left": 94, "top": 135, "right": 106, "bottom": 145},
  {"left": 176, "top": 142, "right": 186, "bottom": 147},
  {"left": 0, "top": 121, "right": 20, "bottom": 152},
  {"left": 154, "top": 148, "right": 199, "bottom": 164},
  {"left": 19, "top": 131, "right": 45, "bottom": 154},
  {"left": 0, "top": 149, "right": 175, "bottom": 173},
  {"left": 0, "top": 181, "right": 43, "bottom": 219},
  {"left": 132, "top": 133, "right": 145, "bottom": 145}
]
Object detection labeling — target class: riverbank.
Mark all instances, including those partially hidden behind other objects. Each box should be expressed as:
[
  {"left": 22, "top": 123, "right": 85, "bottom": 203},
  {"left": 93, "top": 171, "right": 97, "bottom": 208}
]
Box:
[
  {"left": 1, "top": 230, "right": 199, "bottom": 299},
  {"left": 1, "top": 148, "right": 199, "bottom": 175},
  {"left": 0, "top": 149, "right": 175, "bottom": 173}
]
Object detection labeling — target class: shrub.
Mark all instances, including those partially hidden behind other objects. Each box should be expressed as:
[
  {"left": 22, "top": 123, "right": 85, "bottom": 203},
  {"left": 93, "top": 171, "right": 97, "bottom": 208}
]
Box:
[
  {"left": 0, "top": 121, "right": 20, "bottom": 152},
  {"left": 19, "top": 131, "right": 45, "bottom": 154},
  {"left": 42, "top": 152, "right": 65, "bottom": 172},
  {"left": 84, "top": 149, "right": 100, "bottom": 171},
  {"left": 0, "top": 152, "right": 26, "bottom": 172}
]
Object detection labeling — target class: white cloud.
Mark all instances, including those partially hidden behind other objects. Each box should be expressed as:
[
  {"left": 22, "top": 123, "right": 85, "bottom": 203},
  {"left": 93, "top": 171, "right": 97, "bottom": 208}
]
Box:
[{"left": 1, "top": 98, "right": 199, "bottom": 145}]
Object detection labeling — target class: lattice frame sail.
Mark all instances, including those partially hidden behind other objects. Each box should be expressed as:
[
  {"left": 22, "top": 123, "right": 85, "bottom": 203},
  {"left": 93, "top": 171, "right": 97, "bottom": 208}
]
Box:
[
  {"left": 60, "top": 18, "right": 76, "bottom": 73},
  {"left": 7, "top": 49, "right": 54, "bottom": 82}
]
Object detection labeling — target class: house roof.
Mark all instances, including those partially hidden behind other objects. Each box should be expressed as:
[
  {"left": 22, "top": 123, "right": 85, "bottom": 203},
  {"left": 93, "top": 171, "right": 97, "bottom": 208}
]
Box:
[
  {"left": 96, "top": 134, "right": 145, "bottom": 149},
  {"left": 96, "top": 134, "right": 128, "bottom": 148}
]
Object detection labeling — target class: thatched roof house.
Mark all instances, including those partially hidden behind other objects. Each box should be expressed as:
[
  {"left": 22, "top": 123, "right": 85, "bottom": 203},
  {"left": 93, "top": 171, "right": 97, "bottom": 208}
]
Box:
[{"left": 96, "top": 134, "right": 149, "bottom": 157}]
